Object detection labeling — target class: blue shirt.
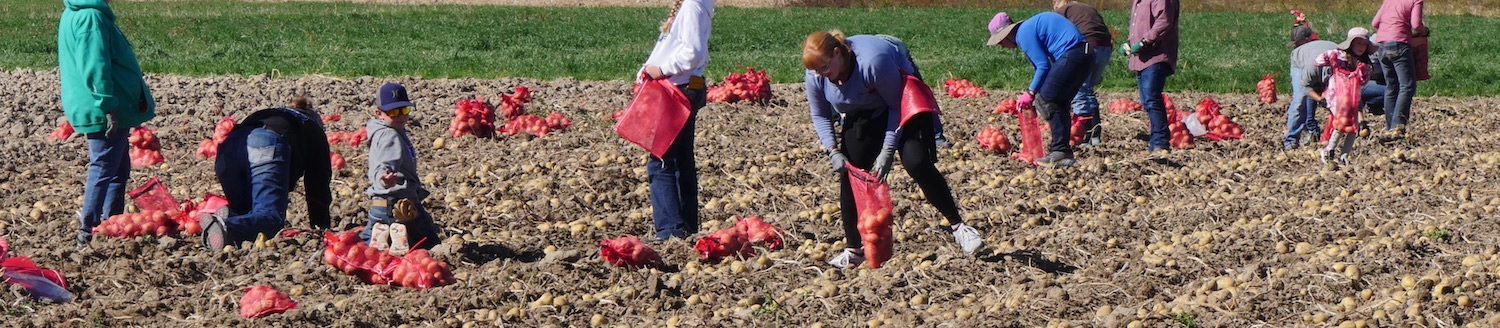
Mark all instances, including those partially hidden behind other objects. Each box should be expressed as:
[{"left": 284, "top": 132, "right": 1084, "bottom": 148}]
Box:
[
  {"left": 804, "top": 35, "right": 917, "bottom": 151},
  {"left": 1016, "top": 12, "right": 1086, "bottom": 92}
]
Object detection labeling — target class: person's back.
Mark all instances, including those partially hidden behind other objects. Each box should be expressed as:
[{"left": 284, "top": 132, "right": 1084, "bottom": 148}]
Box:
[
  {"left": 1056, "top": 2, "right": 1112, "bottom": 48},
  {"left": 58, "top": 0, "right": 154, "bottom": 132},
  {"left": 204, "top": 106, "right": 333, "bottom": 250},
  {"left": 1016, "top": 12, "right": 1086, "bottom": 63},
  {"left": 1292, "top": 40, "right": 1339, "bottom": 89},
  {"left": 1372, "top": 0, "right": 1424, "bottom": 44}
]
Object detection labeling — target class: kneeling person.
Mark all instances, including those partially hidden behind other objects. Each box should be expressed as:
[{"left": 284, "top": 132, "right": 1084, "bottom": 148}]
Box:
[
  {"left": 203, "top": 104, "right": 334, "bottom": 250},
  {"left": 363, "top": 83, "right": 440, "bottom": 255}
]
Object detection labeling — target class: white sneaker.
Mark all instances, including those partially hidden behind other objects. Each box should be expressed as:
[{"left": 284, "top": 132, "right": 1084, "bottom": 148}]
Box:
[
  {"left": 1318, "top": 149, "right": 1331, "bottom": 164},
  {"left": 827, "top": 248, "right": 865, "bottom": 269},
  {"left": 370, "top": 223, "right": 391, "bottom": 251},
  {"left": 951, "top": 223, "right": 984, "bottom": 256},
  {"left": 388, "top": 223, "right": 410, "bottom": 256}
]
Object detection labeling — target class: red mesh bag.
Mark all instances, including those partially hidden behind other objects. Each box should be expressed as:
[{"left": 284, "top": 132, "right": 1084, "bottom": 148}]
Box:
[
  {"left": 615, "top": 78, "right": 691, "bottom": 158},
  {"left": 322, "top": 230, "right": 401, "bottom": 285},
  {"left": 1257, "top": 74, "right": 1278, "bottom": 105},
  {"left": 1106, "top": 98, "right": 1142, "bottom": 114},
  {"left": 49, "top": 121, "right": 74, "bottom": 142},
  {"left": 1012, "top": 99, "right": 1046, "bottom": 166},
  {"left": 239, "top": 285, "right": 296, "bottom": 319},
  {"left": 845, "top": 163, "right": 893, "bottom": 269},
  {"left": 128, "top": 177, "right": 179, "bottom": 213},
  {"left": 693, "top": 227, "right": 749, "bottom": 263},
  {"left": 977, "top": 126, "right": 1012, "bottom": 154},
  {"left": 735, "top": 217, "right": 784, "bottom": 250},
  {"left": 992, "top": 99, "right": 1019, "bottom": 116},
  {"left": 599, "top": 236, "right": 663, "bottom": 269},
  {"left": 943, "top": 79, "right": 988, "bottom": 99},
  {"left": 389, "top": 250, "right": 456, "bottom": 290}
]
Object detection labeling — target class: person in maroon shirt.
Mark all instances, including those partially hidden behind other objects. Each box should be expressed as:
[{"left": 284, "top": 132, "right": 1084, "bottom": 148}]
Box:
[
  {"left": 1054, "top": 0, "right": 1113, "bottom": 147},
  {"left": 1123, "top": 0, "right": 1179, "bottom": 153}
]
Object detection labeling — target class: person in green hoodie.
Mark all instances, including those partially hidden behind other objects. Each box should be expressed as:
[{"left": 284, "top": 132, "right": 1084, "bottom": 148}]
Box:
[{"left": 58, "top": 0, "right": 156, "bottom": 247}]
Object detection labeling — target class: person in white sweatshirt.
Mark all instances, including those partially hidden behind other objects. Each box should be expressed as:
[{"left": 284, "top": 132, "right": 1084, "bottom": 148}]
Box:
[{"left": 639, "top": 0, "right": 713, "bottom": 242}]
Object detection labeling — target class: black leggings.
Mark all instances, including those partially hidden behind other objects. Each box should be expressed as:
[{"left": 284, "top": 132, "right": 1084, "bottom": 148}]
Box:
[{"left": 838, "top": 112, "right": 964, "bottom": 246}]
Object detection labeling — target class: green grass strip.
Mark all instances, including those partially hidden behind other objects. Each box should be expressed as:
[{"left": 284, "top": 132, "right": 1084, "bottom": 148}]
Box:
[{"left": 4, "top": 0, "right": 1493, "bottom": 96}]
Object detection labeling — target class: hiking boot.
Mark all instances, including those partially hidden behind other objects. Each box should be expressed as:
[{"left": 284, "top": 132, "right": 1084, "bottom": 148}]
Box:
[
  {"left": 951, "top": 223, "right": 984, "bottom": 256},
  {"left": 827, "top": 248, "right": 866, "bottom": 269},
  {"left": 201, "top": 207, "right": 230, "bottom": 251},
  {"left": 1038, "top": 151, "right": 1076, "bottom": 168},
  {"left": 1080, "top": 126, "right": 1102, "bottom": 148}
]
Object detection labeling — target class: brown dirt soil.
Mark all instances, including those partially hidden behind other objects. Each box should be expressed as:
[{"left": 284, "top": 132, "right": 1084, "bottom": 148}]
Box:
[{"left": 4, "top": 69, "right": 1500, "bottom": 327}]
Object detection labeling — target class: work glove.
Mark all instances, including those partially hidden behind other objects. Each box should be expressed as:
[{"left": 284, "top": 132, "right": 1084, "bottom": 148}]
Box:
[
  {"left": 1017, "top": 92, "right": 1035, "bottom": 110},
  {"left": 1120, "top": 42, "right": 1144, "bottom": 57},
  {"left": 872, "top": 148, "right": 896, "bottom": 182},
  {"left": 828, "top": 151, "right": 849, "bottom": 174},
  {"left": 392, "top": 199, "right": 418, "bottom": 223}
]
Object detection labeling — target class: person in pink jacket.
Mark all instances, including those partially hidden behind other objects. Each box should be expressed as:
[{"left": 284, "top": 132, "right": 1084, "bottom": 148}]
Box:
[{"left": 1371, "top": 0, "right": 1425, "bottom": 138}]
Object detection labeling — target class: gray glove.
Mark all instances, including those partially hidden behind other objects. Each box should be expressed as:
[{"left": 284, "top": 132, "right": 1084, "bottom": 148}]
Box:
[
  {"left": 104, "top": 113, "right": 124, "bottom": 137},
  {"left": 872, "top": 149, "right": 896, "bottom": 182},
  {"left": 828, "top": 151, "right": 849, "bottom": 174}
]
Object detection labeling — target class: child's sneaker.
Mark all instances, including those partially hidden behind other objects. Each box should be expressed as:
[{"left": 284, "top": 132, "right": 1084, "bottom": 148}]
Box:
[
  {"left": 388, "top": 223, "right": 410, "bottom": 256},
  {"left": 370, "top": 223, "right": 391, "bottom": 251}
]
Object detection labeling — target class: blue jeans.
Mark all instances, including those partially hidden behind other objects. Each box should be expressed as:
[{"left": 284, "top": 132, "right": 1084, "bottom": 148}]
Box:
[
  {"left": 1036, "top": 45, "right": 1093, "bottom": 154},
  {"left": 1137, "top": 63, "right": 1173, "bottom": 151},
  {"left": 215, "top": 128, "right": 291, "bottom": 244},
  {"left": 78, "top": 128, "right": 131, "bottom": 243},
  {"left": 648, "top": 85, "right": 706, "bottom": 240},
  {"left": 1072, "top": 45, "right": 1113, "bottom": 132},
  {"left": 361, "top": 200, "right": 441, "bottom": 249},
  {"left": 1378, "top": 42, "right": 1416, "bottom": 130},
  {"left": 1362, "top": 83, "right": 1386, "bottom": 115},
  {"left": 1283, "top": 67, "right": 1320, "bottom": 149}
]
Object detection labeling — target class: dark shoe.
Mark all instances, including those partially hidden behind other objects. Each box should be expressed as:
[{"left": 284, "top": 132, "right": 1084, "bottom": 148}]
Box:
[
  {"left": 201, "top": 207, "right": 229, "bottom": 251},
  {"left": 76, "top": 232, "right": 92, "bottom": 250},
  {"left": 934, "top": 133, "right": 952, "bottom": 149},
  {"left": 1038, "top": 151, "right": 1076, "bottom": 168}
]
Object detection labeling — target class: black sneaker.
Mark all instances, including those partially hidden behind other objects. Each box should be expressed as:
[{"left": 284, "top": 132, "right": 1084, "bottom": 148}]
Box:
[
  {"left": 201, "top": 207, "right": 229, "bottom": 251},
  {"left": 1038, "top": 151, "right": 1076, "bottom": 168}
]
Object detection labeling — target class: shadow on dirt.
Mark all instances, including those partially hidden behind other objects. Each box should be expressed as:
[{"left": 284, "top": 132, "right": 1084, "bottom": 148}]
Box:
[{"left": 981, "top": 250, "right": 1078, "bottom": 274}]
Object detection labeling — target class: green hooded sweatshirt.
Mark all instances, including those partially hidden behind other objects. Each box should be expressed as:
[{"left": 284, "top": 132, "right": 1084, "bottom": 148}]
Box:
[{"left": 58, "top": 0, "right": 155, "bottom": 134}]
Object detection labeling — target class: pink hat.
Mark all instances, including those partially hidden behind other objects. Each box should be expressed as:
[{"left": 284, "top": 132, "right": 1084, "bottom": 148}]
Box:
[{"left": 988, "top": 12, "right": 1011, "bottom": 35}]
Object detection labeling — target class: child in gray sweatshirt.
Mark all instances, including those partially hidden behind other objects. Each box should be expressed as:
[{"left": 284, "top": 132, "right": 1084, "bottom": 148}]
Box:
[{"left": 363, "top": 83, "right": 440, "bottom": 255}]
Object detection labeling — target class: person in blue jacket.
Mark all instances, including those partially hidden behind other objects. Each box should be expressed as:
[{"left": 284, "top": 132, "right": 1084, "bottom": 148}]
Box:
[
  {"left": 988, "top": 12, "right": 1095, "bottom": 167},
  {"left": 802, "top": 30, "right": 985, "bottom": 269}
]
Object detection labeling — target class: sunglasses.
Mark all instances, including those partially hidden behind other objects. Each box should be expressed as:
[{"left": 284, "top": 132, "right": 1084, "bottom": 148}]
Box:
[{"left": 383, "top": 106, "right": 412, "bottom": 118}]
